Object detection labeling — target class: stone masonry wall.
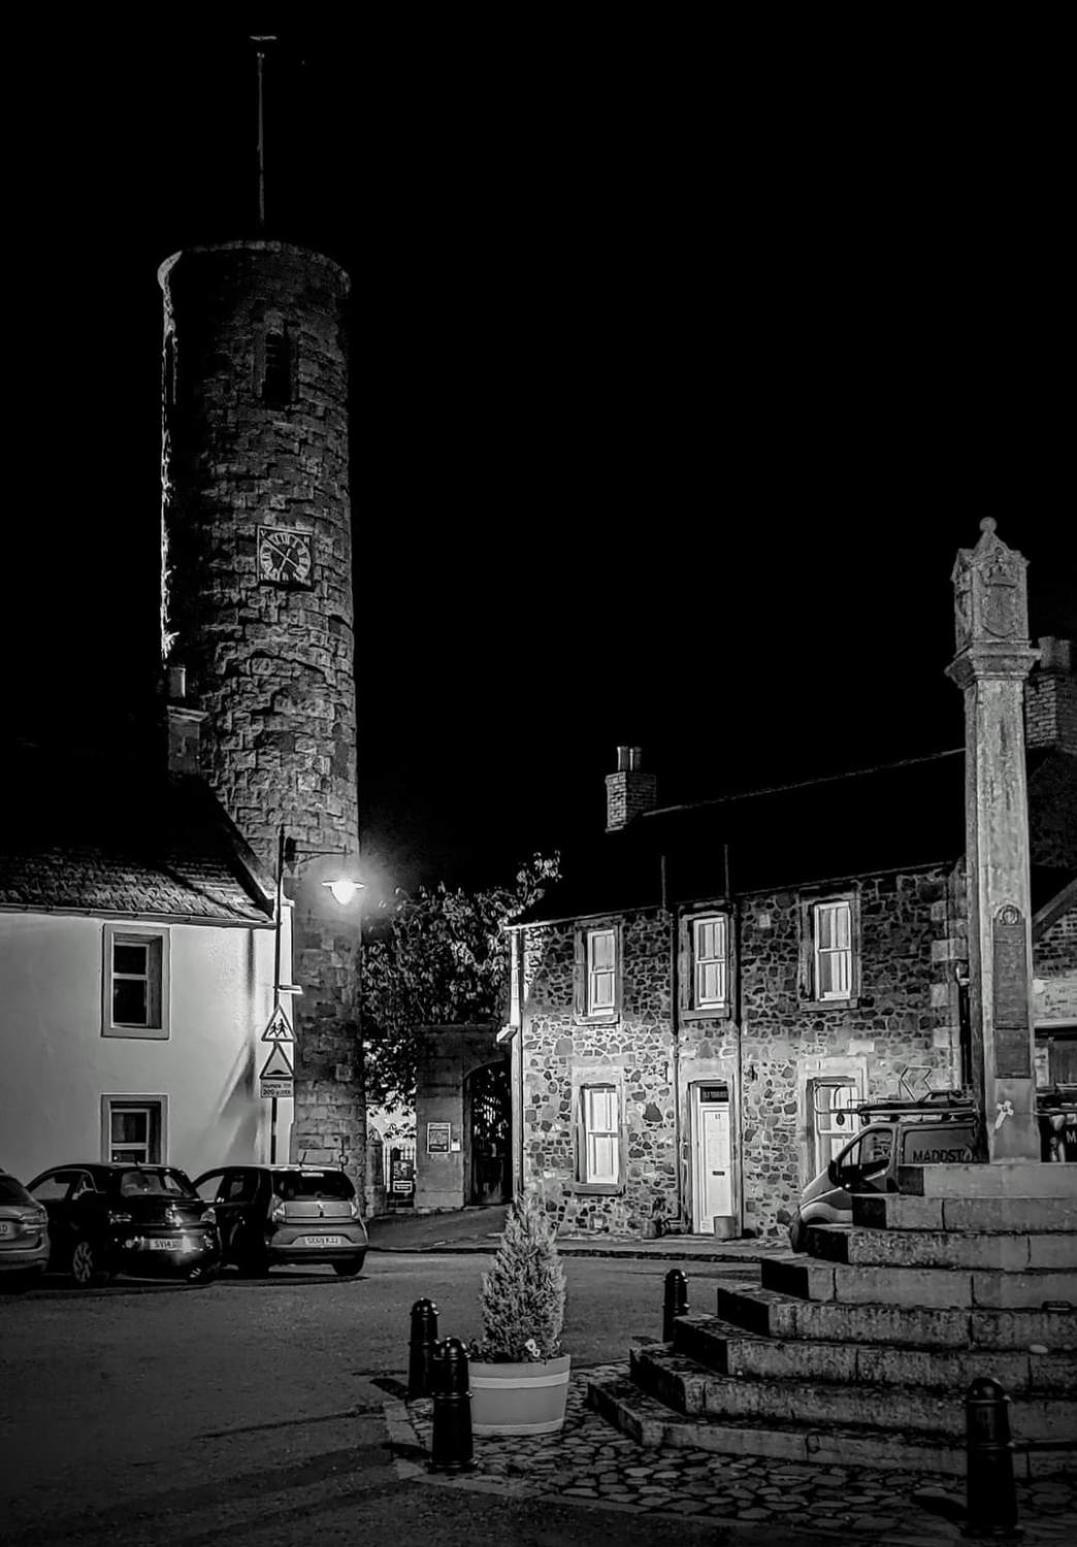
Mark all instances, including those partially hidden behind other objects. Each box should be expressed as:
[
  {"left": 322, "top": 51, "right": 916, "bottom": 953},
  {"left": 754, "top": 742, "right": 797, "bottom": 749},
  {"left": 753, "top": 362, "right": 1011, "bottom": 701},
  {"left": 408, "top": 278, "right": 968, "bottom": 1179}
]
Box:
[
  {"left": 1035, "top": 903, "right": 1077, "bottom": 1023},
  {"left": 519, "top": 864, "right": 964, "bottom": 1241},
  {"left": 159, "top": 241, "right": 362, "bottom": 1183},
  {"left": 736, "top": 869, "right": 959, "bottom": 1237}
]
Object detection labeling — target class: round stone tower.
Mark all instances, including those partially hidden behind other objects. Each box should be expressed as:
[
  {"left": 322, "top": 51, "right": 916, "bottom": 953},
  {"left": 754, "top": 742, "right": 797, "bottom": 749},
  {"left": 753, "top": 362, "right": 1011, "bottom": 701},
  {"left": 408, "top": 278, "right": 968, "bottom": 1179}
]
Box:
[{"left": 158, "top": 239, "right": 362, "bottom": 1176}]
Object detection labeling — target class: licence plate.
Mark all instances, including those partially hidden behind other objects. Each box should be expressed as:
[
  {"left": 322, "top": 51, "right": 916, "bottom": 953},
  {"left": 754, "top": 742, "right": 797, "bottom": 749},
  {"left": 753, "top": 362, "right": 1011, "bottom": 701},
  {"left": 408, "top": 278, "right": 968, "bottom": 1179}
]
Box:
[
  {"left": 149, "top": 1238, "right": 183, "bottom": 1251},
  {"left": 0, "top": 1223, "right": 10, "bottom": 1237},
  {"left": 297, "top": 1235, "right": 345, "bottom": 1247}
]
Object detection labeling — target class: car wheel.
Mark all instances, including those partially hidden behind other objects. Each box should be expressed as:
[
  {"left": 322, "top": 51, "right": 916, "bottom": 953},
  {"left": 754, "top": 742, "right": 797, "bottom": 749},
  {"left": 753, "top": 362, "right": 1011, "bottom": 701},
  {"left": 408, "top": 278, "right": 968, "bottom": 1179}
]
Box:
[
  {"left": 332, "top": 1257, "right": 365, "bottom": 1278},
  {"left": 71, "top": 1239, "right": 111, "bottom": 1289}
]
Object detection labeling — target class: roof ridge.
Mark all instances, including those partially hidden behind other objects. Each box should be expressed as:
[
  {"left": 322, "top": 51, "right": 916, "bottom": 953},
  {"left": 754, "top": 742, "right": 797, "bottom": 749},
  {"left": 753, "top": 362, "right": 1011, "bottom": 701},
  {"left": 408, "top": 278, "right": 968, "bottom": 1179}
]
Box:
[{"left": 641, "top": 748, "right": 964, "bottom": 819}]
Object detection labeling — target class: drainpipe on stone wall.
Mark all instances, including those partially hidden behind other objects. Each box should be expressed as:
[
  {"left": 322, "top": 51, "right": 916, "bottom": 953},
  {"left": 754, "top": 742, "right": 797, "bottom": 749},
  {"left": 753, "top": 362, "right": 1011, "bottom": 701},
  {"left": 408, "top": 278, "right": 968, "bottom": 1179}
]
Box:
[
  {"left": 729, "top": 845, "right": 747, "bottom": 1236},
  {"left": 665, "top": 853, "right": 685, "bottom": 1229}
]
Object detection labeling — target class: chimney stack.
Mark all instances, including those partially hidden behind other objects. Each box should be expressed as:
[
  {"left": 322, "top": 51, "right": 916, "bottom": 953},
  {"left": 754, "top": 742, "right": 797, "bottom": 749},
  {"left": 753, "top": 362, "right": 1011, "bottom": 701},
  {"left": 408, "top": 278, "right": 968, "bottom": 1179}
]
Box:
[
  {"left": 1025, "top": 637, "right": 1077, "bottom": 755},
  {"left": 605, "top": 745, "right": 657, "bottom": 831},
  {"left": 164, "top": 663, "right": 206, "bottom": 777}
]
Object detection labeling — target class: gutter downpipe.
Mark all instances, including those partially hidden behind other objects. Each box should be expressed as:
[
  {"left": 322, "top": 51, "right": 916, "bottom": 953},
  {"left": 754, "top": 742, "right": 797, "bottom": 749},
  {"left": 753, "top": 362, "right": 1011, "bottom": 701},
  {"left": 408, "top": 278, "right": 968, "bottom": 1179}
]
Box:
[
  {"left": 664, "top": 853, "right": 685, "bottom": 1229},
  {"left": 727, "top": 843, "right": 746, "bottom": 1236}
]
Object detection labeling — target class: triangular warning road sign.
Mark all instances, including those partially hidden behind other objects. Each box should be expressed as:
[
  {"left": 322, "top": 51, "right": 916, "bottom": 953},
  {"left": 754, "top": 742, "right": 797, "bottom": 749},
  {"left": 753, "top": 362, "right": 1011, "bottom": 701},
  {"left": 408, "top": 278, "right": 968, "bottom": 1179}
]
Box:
[
  {"left": 260, "top": 1043, "right": 294, "bottom": 1080},
  {"left": 262, "top": 1006, "right": 295, "bottom": 1043}
]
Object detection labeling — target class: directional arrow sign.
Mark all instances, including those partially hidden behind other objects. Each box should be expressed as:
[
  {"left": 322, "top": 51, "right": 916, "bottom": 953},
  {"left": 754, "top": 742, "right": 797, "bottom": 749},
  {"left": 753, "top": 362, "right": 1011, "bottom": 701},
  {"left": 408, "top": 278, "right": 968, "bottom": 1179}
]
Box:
[{"left": 261, "top": 1006, "right": 295, "bottom": 1043}]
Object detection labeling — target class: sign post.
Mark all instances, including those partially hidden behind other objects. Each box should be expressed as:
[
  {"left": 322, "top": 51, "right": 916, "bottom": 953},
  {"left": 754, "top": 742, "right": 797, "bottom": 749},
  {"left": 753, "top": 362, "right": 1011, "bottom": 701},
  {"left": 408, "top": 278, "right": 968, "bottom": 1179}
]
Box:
[{"left": 260, "top": 1006, "right": 295, "bottom": 1162}]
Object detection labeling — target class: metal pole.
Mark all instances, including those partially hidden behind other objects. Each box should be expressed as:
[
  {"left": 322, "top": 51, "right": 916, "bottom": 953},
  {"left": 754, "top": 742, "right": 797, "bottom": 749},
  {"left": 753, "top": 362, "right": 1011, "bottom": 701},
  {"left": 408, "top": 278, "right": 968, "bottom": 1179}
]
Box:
[
  {"left": 270, "top": 824, "right": 285, "bottom": 1165},
  {"left": 252, "top": 37, "right": 276, "bottom": 230}
]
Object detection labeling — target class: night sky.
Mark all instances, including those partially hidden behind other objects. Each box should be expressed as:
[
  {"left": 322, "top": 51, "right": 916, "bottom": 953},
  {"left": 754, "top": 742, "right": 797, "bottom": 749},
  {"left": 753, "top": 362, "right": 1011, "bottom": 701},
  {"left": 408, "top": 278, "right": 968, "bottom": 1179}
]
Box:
[{"left": 6, "top": 16, "right": 1072, "bottom": 896}]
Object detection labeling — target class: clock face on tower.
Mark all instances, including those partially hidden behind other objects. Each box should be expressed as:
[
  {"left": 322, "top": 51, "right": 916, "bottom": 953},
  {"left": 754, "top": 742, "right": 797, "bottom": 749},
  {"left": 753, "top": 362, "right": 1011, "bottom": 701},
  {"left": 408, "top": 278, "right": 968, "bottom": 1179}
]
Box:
[{"left": 258, "top": 526, "right": 313, "bottom": 586}]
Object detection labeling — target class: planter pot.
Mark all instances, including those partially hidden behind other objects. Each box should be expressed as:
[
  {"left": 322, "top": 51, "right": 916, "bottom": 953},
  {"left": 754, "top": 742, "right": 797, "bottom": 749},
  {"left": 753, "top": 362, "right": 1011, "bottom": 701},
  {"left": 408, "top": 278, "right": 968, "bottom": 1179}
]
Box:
[{"left": 469, "top": 1355, "right": 571, "bottom": 1435}]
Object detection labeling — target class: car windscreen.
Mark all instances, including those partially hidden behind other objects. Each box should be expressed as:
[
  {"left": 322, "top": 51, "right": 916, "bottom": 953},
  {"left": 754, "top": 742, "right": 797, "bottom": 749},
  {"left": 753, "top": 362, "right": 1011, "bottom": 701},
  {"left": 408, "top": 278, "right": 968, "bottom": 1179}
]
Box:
[
  {"left": 118, "top": 1169, "right": 196, "bottom": 1198},
  {"left": 0, "top": 1175, "right": 34, "bottom": 1205},
  {"left": 271, "top": 1170, "right": 354, "bottom": 1201}
]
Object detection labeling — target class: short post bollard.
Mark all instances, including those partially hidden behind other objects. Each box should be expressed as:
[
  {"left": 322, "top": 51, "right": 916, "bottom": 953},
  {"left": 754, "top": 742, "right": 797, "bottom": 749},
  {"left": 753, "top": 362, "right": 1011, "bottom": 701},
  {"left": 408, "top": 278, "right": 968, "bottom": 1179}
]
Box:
[
  {"left": 663, "top": 1268, "right": 689, "bottom": 1342},
  {"left": 428, "top": 1337, "right": 475, "bottom": 1473},
  {"left": 407, "top": 1298, "right": 439, "bottom": 1399},
  {"left": 963, "top": 1377, "right": 1022, "bottom": 1540}
]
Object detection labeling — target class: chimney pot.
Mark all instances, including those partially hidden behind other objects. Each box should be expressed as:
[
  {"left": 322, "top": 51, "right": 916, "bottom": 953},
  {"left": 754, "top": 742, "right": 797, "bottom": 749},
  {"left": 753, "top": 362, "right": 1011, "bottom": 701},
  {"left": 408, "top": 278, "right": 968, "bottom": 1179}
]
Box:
[{"left": 606, "top": 747, "right": 656, "bottom": 830}]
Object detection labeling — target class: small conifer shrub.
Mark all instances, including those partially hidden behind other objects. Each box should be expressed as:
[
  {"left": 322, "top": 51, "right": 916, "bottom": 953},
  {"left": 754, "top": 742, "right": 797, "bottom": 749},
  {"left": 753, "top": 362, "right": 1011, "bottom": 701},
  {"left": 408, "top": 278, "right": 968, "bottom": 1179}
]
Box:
[{"left": 475, "top": 1191, "right": 566, "bottom": 1362}]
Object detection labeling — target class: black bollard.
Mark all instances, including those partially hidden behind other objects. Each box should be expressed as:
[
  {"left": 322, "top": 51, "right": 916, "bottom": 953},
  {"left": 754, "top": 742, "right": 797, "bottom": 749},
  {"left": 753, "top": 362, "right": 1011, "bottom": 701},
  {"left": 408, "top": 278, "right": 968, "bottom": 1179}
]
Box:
[
  {"left": 428, "top": 1337, "right": 475, "bottom": 1473},
  {"left": 407, "top": 1298, "right": 439, "bottom": 1399},
  {"left": 663, "top": 1268, "right": 689, "bottom": 1341},
  {"left": 963, "top": 1377, "right": 1022, "bottom": 1540}
]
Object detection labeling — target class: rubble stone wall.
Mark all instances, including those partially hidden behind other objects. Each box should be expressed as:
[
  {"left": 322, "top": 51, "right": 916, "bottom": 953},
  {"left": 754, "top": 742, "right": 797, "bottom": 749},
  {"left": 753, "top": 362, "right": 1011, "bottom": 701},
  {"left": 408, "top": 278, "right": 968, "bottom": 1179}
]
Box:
[{"left": 519, "top": 864, "right": 968, "bottom": 1240}]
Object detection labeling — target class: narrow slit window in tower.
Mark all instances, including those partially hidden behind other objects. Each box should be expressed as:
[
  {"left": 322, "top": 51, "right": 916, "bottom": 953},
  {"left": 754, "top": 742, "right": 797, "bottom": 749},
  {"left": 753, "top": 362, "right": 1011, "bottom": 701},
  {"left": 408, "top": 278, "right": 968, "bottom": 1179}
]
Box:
[{"left": 263, "top": 330, "right": 293, "bottom": 408}]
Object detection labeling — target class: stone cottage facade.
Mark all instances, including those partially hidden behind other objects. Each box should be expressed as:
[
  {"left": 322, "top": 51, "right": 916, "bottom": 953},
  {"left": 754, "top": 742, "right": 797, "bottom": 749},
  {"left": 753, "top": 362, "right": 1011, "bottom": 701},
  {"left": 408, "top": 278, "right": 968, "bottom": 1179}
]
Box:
[{"left": 505, "top": 623, "right": 1076, "bottom": 1241}]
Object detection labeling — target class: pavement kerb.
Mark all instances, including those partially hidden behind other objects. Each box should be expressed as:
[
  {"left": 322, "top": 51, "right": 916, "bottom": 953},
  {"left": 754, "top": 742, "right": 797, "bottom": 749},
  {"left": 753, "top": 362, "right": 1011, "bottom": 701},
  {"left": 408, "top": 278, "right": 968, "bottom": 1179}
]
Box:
[{"left": 367, "top": 1240, "right": 784, "bottom": 1263}]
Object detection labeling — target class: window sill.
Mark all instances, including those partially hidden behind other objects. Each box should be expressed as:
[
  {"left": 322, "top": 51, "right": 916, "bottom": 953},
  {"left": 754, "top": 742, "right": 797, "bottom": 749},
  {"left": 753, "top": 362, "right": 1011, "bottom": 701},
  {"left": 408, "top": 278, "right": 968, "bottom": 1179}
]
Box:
[
  {"left": 574, "top": 1013, "right": 620, "bottom": 1027},
  {"left": 682, "top": 1006, "right": 733, "bottom": 1022},
  {"left": 102, "top": 1026, "right": 170, "bottom": 1040},
  {"left": 566, "top": 1182, "right": 624, "bottom": 1196},
  {"left": 802, "top": 998, "right": 860, "bottom": 1011}
]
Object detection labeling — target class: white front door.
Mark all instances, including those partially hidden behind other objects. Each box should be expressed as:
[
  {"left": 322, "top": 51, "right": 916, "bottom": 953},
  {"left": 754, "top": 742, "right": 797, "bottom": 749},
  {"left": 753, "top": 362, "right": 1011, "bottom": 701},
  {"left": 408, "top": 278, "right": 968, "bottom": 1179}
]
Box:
[{"left": 693, "top": 1084, "right": 733, "bottom": 1232}]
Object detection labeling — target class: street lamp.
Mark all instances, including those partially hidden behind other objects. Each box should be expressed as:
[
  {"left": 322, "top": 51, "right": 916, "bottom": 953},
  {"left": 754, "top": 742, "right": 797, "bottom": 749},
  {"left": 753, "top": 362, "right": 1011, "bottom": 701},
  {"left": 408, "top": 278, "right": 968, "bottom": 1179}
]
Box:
[{"left": 269, "top": 825, "right": 365, "bottom": 1162}]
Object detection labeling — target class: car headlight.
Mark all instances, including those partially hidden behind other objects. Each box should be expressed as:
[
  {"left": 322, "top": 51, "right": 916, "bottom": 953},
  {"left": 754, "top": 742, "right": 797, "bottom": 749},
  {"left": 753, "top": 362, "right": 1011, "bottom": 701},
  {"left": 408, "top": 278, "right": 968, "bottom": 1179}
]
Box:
[
  {"left": 202, "top": 1207, "right": 217, "bottom": 1227},
  {"left": 270, "top": 1203, "right": 286, "bottom": 1224}
]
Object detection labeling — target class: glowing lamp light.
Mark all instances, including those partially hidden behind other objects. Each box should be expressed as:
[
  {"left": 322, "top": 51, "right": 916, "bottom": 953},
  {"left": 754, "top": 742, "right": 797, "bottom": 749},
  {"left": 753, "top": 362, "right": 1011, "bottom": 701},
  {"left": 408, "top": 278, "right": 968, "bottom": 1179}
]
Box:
[{"left": 322, "top": 877, "right": 364, "bottom": 906}]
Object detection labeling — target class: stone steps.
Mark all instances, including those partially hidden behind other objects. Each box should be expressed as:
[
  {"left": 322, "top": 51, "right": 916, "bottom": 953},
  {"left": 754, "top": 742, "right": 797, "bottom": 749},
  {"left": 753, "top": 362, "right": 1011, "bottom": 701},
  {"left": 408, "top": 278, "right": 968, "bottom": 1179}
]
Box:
[
  {"left": 628, "top": 1342, "right": 1074, "bottom": 1442},
  {"left": 584, "top": 1367, "right": 1075, "bottom": 1478},
  {"left": 588, "top": 1165, "right": 1077, "bottom": 1478},
  {"left": 808, "top": 1222, "right": 1076, "bottom": 1271},
  {"left": 853, "top": 1192, "right": 1077, "bottom": 1234},
  {"left": 760, "top": 1251, "right": 1077, "bottom": 1310},
  {"left": 715, "top": 1282, "right": 1077, "bottom": 1349},
  {"left": 900, "top": 1162, "right": 1077, "bottom": 1198},
  {"left": 672, "top": 1311, "right": 1077, "bottom": 1394}
]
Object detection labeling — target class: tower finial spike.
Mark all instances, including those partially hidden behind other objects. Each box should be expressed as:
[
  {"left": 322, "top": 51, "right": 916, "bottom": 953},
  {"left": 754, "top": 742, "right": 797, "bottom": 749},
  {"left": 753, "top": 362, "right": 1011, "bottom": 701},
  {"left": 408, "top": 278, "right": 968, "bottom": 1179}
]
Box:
[{"left": 251, "top": 35, "right": 279, "bottom": 231}]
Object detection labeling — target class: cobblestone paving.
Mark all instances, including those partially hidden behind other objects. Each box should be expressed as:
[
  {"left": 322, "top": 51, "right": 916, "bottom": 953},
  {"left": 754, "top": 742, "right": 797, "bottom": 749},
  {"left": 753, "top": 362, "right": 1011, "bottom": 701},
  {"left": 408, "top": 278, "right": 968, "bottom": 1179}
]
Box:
[{"left": 397, "top": 1374, "right": 1074, "bottom": 1544}]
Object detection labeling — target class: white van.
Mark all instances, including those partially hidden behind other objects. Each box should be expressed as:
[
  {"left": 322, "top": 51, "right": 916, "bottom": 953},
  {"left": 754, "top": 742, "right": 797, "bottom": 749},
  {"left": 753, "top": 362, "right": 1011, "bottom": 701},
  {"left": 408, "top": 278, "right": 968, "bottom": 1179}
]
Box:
[{"left": 788, "top": 1097, "right": 978, "bottom": 1252}]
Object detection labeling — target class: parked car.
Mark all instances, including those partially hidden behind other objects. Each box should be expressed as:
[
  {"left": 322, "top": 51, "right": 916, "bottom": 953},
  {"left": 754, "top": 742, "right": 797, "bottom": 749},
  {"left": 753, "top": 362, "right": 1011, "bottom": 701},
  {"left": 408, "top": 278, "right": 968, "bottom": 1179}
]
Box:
[
  {"left": 788, "top": 1095, "right": 979, "bottom": 1252},
  {"left": 26, "top": 1164, "right": 220, "bottom": 1288},
  {"left": 0, "top": 1168, "right": 50, "bottom": 1288},
  {"left": 193, "top": 1165, "right": 367, "bottom": 1277}
]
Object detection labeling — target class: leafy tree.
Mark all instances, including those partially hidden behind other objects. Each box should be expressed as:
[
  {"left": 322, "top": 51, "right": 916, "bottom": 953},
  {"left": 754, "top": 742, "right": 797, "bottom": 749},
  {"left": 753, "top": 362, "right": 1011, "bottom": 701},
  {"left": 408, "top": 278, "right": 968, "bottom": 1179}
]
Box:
[{"left": 360, "top": 853, "right": 559, "bottom": 1108}]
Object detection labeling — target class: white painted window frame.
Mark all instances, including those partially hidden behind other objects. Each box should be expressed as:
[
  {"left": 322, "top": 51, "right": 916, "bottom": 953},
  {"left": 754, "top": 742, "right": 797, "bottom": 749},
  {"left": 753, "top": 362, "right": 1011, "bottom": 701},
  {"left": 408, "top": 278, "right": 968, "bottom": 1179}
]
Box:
[
  {"left": 586, "top": 927, "right": 618, "bottom": 1016},
  {"left": 101, "top": 1095, "right": 168, "bottom": 1164},
  {"left": 692, "top": 914, "right": 729, "bottom": 1009},
  {"left": 812, "top": 898, "right": 853, "bottom": 1002},
  {"left": 102, "top": 923, "right": 170, "bottom": 1039},
  {"left": 580, "top": 1084, "right": 620, "bottom": 1185}
]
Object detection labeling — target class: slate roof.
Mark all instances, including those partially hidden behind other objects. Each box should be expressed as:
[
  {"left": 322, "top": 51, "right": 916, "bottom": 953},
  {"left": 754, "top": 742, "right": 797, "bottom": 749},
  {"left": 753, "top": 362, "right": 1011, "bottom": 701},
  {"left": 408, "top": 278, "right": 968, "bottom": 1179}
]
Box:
[
  {"left": 517, "top": 749, "right": 1075, "bottom": 927},
  {"left": 0, "top": 761, "right": 275, "bottom": 925}
]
